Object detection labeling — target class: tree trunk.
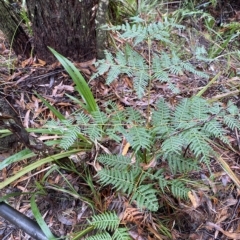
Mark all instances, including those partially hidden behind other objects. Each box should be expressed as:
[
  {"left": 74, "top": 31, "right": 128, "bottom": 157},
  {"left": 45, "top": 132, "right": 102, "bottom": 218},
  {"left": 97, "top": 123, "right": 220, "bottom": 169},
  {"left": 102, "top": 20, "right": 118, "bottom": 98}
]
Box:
[
  {"left": 0, "top": 1, "right": 31, "bottom": 58},
  {"left": 96, "top": 0, "right": 109, "bottom": 59},
  {"left": 26, "top": 0, "right": 98, "bottom": 63}
]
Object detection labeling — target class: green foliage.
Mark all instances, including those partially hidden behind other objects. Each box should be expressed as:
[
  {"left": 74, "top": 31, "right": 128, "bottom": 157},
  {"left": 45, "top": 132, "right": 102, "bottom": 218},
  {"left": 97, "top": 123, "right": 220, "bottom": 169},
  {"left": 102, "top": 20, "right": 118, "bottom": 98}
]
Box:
[
  {"left": 92, "top": 17, "right": 209, "bottom": 97},
  {"left": 86, "top": 232, "right": 112, "bottom": 240},
  {"left": 46, "top": 94, "right": 240, "bottom": 210},
  {"left": 34, "top": 11, "right": 240, "bottom": 239},
  {"left": 88, "top": 212, "right": 119, "bottom": 232},
  {"left": 31, "top": 193, "right": 57, "bottom": 240},
  {"left": 86, "top": 212, "right": 131, "bottom": 240},
  {"left": 49, "top": 47, "right": 98, "bottom": 113},
  {"left": 170, "top": 180, "right": 190, "bottom": 199}
]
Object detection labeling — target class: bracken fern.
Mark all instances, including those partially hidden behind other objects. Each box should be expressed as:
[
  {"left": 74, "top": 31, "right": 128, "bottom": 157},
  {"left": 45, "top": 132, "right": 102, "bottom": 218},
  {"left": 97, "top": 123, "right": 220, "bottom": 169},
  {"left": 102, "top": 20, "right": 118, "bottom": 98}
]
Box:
[{"left": 86, "top": 212, "right": 131, "bottom": 240}]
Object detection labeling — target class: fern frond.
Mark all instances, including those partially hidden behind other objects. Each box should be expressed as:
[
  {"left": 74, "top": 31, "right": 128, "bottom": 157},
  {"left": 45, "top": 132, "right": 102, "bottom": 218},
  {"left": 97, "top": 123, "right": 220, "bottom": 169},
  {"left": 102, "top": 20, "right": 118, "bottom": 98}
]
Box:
[
  {"left": 105, "top": 128, "right": 122, "bottom": 142},
  {"left": 125, "top": 46, "right": 149, "bottom": 97},
  {"left": 141, "top": 169, "right": 168, "bottom": 192},
  {"left": 167, "top": 155, "right": 199, "bottom": 174},
  {"left": 86, "top": 232, "right": 112, "bottom": 240},
  {"left": 45, "top": 120, "right": 63, "bottom": 134},
  {"left": 152, "top": 98, "right": 171, "bottom": 134},
  {"left": 170, "top": 180, "right": 189, "bottom": 199},
  {"left": 148, "top": 22, "right": 171, "bottom": 43},
  {"left": 226, "top": 100, "right": 240, "bottom": 115},
  {"left": 158, "top": 175, "right": 168, "bottom": 192},
  {"left": 76, "top": 111, "right": 90, "bottom": 125},
  {"left": 208, "top": 102, "right": 222, "bottom": 115},
  {"left": 125, "top": 126, "right": 152, "bottom": 151},
  {"left": 125, "top": 107, "right": 144, "bottom": 124},
  {"left": 189, "top": 97, "right": 209, "bottom": 120},
  {"left": 131, "top": 184, "right": 158, "bottom": 211},
  {"left": 97, "top": 169, "right": 138, "bottom": 195},
  {"left": 195, "top": 46, "right": 213, "bottom": 62},
  {"left": 203, "top": 120, "right": 229, "bottom": 144},
  {"left": 97, "top": 154, "right": 131, "bottom": 170},
  {"left": 121, "top": 23, "right": 147, "bottom": 45},
  {"left": 159, "top": 52, "right": 172, "bottom": 69},
  {"left": 223, "top": 115, "right": 240, "bottom": 130},
  {"left": 170, "top": 53, "right": 183, "bottom": 75},
  {"left": 83, "top": 124, "right": 103, "bottom": 141},
  {"left": 115, "top": 50, "right": 127, "bottom": 66},
  {"left": 106, "top": 67, "right": 122, "bottom": 84},
  {"left": 180, "top": 61, "right": 209, "bottom": 78},
  {"left": 133, "top": 73, "right": 149, "bottom": 98},
  {"left": 183, "top": 128, "right": 213, "bottom": 162},
  {"left": 112, "top": 228, "right": 131, "bottom": 240},
  {"left": 92, "top": 110, "right": 108, "bottom": 125},
  {"left": 60, "top": 125, "right": 81, "bottom": 150},
  {"left": 88, "top": 212, "right": 119, "bottom": 231},
  {"left": 173, "top": 98, "right": 192, "bottom": 129},
  {"left": 161, "top": 135, "right": 184, "bottom": 157}
]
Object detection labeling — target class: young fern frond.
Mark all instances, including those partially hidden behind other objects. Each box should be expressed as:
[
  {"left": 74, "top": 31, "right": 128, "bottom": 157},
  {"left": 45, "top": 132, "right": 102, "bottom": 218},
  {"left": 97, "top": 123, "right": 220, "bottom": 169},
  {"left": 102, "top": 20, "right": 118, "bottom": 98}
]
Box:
[
  {"left": 226, "top": 100, "right": 240, "bottom": 115},
  {"left": 120, "top": 22, "right": 147, "bottom": 44},
  {"left": 105, "top": 128, "right": 122, "bottom": 142},
  {"left": 86, "top": 212, "right": 131, "bottom": 240}
]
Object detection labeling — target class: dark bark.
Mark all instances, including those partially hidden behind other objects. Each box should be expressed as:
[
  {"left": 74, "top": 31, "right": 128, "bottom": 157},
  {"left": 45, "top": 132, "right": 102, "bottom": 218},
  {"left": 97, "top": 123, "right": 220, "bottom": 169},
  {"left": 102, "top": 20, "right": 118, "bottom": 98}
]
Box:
[
  {"left": 0, "top": 1, "right": 31, "bottom": 58},
  {"left": 26, "top": 0, "right": 98, "bottom": 63}
]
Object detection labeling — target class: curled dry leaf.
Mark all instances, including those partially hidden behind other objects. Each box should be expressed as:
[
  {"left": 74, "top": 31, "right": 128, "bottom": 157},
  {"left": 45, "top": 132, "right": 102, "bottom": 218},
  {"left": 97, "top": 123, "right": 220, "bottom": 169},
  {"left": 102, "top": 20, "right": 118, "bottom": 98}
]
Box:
[{"left": 120, "top": 207, "right": 144, "bottom": 224}]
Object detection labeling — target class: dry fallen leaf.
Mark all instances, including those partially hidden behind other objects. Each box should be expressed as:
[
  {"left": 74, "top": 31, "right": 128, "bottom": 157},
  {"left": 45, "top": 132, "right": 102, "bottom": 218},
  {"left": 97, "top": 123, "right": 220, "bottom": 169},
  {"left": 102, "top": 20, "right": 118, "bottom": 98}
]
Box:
[
  {"left": 206, "top": 222, "right": 240, "bottom": 239},
  {"left": 122, "top": 142, "right": 130, "bottom": 156},
  {"left": 188, "top": 191, "right": 201, "bottom": 209}
]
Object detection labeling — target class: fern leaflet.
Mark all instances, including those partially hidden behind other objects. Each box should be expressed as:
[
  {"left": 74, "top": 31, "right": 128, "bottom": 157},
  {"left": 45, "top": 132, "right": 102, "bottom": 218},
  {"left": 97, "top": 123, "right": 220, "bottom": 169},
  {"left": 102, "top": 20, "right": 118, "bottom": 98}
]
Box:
[
  {"left": 86, "top": 232, "right": 112, "bottom": 240},
  {"left": 112, "top": 228, "right": 131, "bottom": 240},
  {"left": 131, "top": 184, "right": 159, "bottom": 212}
]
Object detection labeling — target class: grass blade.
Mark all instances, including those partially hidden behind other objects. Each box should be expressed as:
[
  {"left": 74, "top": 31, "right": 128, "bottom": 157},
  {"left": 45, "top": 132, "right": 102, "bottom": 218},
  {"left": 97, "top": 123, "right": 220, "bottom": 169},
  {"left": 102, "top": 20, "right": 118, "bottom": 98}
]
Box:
[
  {"left": 48, "top": 47, "right": 98, "bottom": 113},
  {"left": 31, "top": 194, "right": 57, "bottom": 240}
]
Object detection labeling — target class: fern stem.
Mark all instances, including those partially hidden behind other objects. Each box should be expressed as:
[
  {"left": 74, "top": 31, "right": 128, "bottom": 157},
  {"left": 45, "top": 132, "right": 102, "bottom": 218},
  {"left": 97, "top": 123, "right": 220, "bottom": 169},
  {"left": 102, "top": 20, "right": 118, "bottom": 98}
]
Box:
[{"left": 146, "top": 37, "right": 152, "bottom": 129}]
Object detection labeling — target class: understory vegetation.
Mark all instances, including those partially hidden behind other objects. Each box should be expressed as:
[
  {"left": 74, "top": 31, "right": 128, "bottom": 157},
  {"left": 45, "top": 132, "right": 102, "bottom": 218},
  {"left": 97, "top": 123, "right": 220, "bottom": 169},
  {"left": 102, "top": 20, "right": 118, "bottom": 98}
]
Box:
[{"left": 1, "top": 0, "right": 240, "bottom": 239}]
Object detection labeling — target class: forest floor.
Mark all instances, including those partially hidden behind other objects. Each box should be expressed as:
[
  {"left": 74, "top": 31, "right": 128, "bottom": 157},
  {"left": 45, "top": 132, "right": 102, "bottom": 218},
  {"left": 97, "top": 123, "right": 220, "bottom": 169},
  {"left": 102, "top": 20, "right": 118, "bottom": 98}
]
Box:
[{"left": 1, "top": 3, "right": 240, "bottom": 240}]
